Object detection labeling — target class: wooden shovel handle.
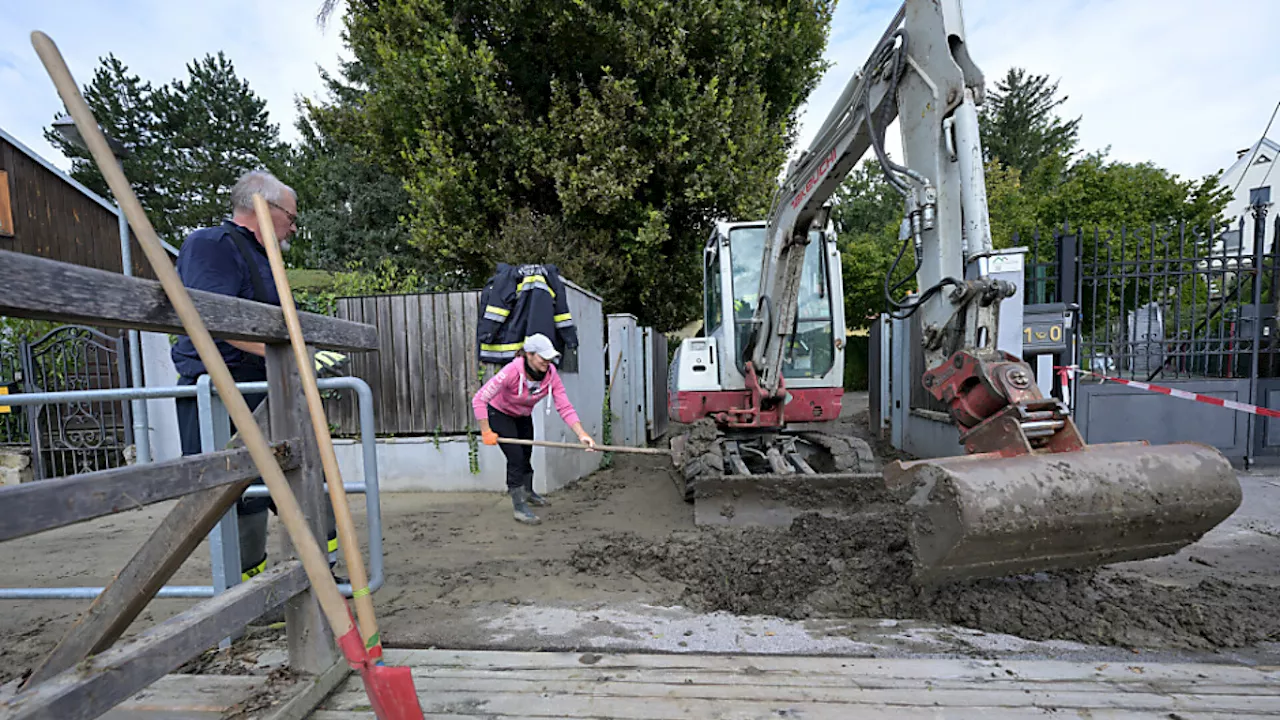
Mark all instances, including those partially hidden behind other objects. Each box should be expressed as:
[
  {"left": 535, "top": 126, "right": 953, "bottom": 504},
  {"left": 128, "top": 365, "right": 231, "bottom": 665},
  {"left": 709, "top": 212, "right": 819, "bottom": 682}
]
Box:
[
  {"left": 252, "top": 195, "right": 381, "bottom": 655},
  {"left": 30, "top": 31, "right": 354, "bottom": 641},
  {"left": 497, "top": 437, "right": 670, "bottom": 455}
]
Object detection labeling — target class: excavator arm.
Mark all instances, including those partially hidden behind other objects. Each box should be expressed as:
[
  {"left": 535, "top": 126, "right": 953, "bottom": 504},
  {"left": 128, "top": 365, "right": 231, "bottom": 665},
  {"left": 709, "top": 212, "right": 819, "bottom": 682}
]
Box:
[{"left": 749, "top": 0, "right": 1059, "bottom": 457}]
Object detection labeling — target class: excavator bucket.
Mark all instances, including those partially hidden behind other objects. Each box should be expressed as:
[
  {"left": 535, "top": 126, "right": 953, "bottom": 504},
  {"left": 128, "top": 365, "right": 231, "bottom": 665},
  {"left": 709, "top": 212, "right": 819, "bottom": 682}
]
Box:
[{"left": 883, "top": 441, "right": 1243, "bottom": 584}]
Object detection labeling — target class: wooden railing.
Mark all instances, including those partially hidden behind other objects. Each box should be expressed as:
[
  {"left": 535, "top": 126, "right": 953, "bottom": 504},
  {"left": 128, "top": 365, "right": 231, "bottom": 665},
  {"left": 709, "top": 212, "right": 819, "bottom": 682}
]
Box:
[{"left": 0, "top": 248, "right": 379, "bottom": 720}]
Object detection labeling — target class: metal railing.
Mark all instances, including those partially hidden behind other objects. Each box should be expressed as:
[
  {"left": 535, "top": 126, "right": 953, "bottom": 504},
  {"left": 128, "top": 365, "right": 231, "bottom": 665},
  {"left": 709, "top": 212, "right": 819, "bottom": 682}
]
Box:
[{"left": 0, "top": 376, "right": 383, "bottom": 600}]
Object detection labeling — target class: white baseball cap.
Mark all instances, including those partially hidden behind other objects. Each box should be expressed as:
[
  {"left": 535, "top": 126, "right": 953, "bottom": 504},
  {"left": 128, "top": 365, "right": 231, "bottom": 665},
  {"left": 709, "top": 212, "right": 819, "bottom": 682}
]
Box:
[{"left": 523, "top": 333, "right": 561, "bottom": 360}]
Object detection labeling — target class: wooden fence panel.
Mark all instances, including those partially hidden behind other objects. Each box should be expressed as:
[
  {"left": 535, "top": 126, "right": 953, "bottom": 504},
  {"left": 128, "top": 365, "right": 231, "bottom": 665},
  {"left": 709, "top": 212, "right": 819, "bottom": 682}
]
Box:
[
  {"left": 462, "top": 292, "right": 481, "bottom": 420},
  {"left": 375, "top": 296, "right": 396, "bottom": 434},
  {"left": 422, "top": 293, "right": 442, "bottom": 430},
  {"left": 448, "top": 292, "right": 470, "bottom": 431},
  {"left": 403, "top": 293, "right": 425, "bottom": 434},
  {"left": 331, "top": 291, "right": 482, "bottom": 436},
  {"left": 431, "top": 294, "right": 458, "bottom": 432}
]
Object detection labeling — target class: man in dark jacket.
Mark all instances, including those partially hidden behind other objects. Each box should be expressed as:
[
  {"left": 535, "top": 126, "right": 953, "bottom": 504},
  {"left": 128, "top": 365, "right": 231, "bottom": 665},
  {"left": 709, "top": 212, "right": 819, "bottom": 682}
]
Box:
[{"left": 171, "top": 170, "right": 340, "bottom": 584}]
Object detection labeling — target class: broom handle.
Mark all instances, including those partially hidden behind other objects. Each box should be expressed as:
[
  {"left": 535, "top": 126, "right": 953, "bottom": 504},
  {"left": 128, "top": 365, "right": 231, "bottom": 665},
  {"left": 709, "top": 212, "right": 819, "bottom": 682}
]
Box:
[
  {"left": 253, "top": 196, "right": 382, "bottom": 655},
  {"left": 497, "top": 437, "right": 670, "bottom": 455},
  {"left": 30, "top": 32, "right": 356, "bottom": 643}
]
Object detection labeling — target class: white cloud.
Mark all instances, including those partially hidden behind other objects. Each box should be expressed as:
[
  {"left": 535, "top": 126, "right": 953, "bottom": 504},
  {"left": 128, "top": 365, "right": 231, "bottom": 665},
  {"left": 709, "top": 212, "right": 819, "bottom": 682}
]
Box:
[
  {"left": 0, "top": 0, "right": 350, "bottom": 171},
  {"left": 793, "top": 0, "right": 1280, "bottom": 182}
]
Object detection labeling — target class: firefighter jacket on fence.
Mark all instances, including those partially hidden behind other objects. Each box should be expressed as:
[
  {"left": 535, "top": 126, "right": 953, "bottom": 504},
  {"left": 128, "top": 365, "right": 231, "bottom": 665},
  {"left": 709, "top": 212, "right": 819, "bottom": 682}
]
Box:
[{"left": 477, "top": 262, "right": 579, "bottom": 364}]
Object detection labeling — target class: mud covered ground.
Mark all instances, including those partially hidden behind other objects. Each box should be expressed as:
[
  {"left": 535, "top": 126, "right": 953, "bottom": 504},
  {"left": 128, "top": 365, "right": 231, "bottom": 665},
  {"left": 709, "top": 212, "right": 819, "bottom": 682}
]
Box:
[
  {"left": 573, "top": 401, "right": 1280, "bottom": 652},
  {"left": 3, "top": 394, "right": 1280, "bottom": 685},
  {"left": 571, "top": 506, "right": 1280, "bottom": 651}
]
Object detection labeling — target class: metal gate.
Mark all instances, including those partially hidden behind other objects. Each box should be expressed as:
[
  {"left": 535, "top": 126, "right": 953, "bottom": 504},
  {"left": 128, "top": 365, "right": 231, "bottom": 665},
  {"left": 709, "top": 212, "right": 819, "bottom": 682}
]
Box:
[
  {"left": 20, "top": 325, "right": 133, "bottom": 478},
  {"left": 644, "top": 327, "right": 669, "bottom": 440},
  {"left": 1020, "top": 209, "right": 1280, "bottom": 464}
]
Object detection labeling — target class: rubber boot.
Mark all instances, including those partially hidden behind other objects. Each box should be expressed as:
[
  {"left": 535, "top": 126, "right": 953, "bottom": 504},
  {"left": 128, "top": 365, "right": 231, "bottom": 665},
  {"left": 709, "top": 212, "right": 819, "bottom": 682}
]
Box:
[
  {"left": 510, "top": 487, "right": 542, "bottom": 525},
  {"left": 524, "top": 472, "right": 550, "bottom": 507}
]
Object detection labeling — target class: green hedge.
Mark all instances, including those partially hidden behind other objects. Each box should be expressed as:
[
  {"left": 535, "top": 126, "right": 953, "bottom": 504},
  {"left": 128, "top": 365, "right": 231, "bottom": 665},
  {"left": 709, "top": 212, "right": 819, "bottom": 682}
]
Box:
[{"left": 843, "top": 335, "right": 870, "bottom": 391}]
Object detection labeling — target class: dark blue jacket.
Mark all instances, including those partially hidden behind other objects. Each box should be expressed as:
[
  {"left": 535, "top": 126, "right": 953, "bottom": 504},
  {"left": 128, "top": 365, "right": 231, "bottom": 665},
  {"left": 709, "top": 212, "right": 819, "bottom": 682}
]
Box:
[
  {"left": 477, "top": 262, "right": 578, "bottom": 364},
  {"left": 171, "top": 220, "right": 280, "bottom": 379}
]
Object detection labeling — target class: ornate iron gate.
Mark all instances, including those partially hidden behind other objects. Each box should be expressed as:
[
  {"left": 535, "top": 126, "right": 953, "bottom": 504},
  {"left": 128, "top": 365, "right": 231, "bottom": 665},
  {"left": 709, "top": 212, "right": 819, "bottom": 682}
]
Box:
[
  {"left": 20, "top": 325, "right": 133, "bottom": 478},
  {"left": 1019, "top": 212, "right": 1280, "bottom": 463}
]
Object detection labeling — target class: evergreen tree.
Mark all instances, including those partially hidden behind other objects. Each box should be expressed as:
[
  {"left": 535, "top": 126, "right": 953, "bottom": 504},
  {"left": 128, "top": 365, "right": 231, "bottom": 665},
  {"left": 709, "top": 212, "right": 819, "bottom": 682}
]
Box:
[
  {"left": 978, "top": 68, "right": 1081, "bottom": 178},
  {"left": 318, "top": 0, "right": 837, "bottom": 330},
  {"left": 45, "top": 52, "right": 285, "bottom": 246}
]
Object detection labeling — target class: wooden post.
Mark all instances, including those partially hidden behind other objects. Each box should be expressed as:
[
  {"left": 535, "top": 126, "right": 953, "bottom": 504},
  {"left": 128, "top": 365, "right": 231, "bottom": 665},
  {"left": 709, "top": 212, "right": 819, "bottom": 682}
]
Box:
[{"left": 266, "top": 345, "right": 336, "bottom": 673}]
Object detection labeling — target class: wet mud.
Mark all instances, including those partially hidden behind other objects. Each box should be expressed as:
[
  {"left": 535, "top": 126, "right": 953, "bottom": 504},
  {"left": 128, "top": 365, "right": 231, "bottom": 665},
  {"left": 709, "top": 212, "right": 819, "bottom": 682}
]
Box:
[{"left": 572, "top": 505, "right": 1280, "bottom": 650}]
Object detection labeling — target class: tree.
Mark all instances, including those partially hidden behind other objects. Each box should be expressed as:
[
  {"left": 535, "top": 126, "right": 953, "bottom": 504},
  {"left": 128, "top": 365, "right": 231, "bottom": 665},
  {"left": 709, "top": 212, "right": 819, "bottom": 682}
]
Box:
[
  {"left": 829, "top": 161, "right": 909, "bottom": 328},
  {"left": 1037, "top": 152, "right": 1231, "bottom": 236},
  {"left": 283, "top": 68, "right": 419, "bottom": 275},
  {"left": 43, "top": 55, "right": 173, "bottom": 234},
  {"left": 978, "top": 68, "right": 1080, "bottom": 178},
  {"left": 829, "top": 70, "right": 1232, "bottom": 329},
  {"left": 45, "top": 53, "right": 286, "bottom": 246},
  {"left": 320, "top": 0, "right": 836, "bottom": 330}
]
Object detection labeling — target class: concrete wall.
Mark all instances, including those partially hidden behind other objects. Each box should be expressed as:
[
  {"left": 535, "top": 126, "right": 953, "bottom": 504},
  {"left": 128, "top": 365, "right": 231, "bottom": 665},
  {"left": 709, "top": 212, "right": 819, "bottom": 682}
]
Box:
[
  {"left": 140, "top": 331, "right": 183, "bottom": 462},
  {"left": 334, "top": 281, "right": 606, "bottom": 494},
  {"left": 333, "top": 436, "right": 509, "bottom": 493}
]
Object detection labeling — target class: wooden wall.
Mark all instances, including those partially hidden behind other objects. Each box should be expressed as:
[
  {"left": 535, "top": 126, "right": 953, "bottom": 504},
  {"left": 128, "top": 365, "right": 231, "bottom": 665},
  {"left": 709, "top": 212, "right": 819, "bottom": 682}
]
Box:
[
  {"left": 326, "top": 291, "right": 495, "bottom": 436},
  {"left": 0, "top": 134, "right": 157, "bottom": 280}
]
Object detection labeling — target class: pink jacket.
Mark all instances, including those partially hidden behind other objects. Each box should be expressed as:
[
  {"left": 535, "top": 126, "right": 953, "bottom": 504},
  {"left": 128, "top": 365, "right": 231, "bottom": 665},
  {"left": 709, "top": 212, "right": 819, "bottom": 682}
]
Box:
[{"left": 472, "top": 358, "right": 581, "bottom": 427}]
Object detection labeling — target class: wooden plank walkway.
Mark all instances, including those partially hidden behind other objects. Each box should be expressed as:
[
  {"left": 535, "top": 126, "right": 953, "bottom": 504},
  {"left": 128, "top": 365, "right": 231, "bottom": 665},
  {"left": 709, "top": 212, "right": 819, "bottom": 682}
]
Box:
[
  {"left": 311, "top": 649, "right": 1280, "bottom": 719},
  {"left": 96, "top": 675, "right": 267, "bottom": 719}
]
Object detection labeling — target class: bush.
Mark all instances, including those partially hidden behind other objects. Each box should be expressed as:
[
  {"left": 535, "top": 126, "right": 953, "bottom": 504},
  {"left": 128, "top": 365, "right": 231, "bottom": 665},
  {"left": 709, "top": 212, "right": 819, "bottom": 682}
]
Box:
[{"left": 843, "top": 334, "right": 870, "bottom": 392}]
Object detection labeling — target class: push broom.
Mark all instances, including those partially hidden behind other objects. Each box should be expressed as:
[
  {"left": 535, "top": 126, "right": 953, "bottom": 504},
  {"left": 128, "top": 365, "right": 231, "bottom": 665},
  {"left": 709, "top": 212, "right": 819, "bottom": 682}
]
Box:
[{"left": 30, "top": 30, "right": 424, "bottom": 720}]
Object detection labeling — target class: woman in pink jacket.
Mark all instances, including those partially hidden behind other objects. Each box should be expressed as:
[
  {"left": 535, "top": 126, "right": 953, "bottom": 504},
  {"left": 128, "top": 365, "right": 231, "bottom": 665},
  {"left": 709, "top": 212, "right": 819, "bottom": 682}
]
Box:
[{"left": 473, "top": 334, "right": 596, "bottom": 524}]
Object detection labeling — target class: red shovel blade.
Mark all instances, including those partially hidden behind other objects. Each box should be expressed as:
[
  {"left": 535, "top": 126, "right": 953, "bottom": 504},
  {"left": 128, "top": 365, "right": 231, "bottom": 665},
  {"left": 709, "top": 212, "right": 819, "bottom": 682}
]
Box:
[{"left": 358, "top": 662, "right": 423, "bottom": 720}]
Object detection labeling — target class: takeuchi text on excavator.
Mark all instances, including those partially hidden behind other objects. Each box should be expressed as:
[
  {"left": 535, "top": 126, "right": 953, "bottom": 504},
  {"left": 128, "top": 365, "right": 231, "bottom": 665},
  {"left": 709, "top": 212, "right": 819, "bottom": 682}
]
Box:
[{"left": 666, "top": 0, "right": 1242, "bottom": 583}]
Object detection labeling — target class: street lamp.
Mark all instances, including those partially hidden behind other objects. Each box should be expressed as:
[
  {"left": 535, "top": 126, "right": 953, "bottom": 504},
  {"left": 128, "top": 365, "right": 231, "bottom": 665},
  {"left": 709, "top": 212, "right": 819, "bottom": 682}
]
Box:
[
  {"left": 52, "top": 112, "right": 150, "bottom": 465},
  {"left": 52, "top": 113, "right": 130, "bottom": 161}
]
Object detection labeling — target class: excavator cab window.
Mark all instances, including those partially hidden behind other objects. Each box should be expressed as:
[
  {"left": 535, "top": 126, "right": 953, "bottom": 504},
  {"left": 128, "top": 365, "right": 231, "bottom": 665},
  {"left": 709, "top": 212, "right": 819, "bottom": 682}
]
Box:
[
  {"left": 704, "top": 245, "right": 723, "bottom": 336},
  {"left": 728, "top": 227, "right": 835, "bottom": 380},
  {"left": 786, "top": 235, "right": 835, "bottom": 378}
]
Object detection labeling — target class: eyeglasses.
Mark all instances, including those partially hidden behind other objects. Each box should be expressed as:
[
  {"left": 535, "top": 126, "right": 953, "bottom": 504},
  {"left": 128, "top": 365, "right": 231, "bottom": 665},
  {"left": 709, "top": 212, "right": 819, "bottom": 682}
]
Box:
[{"left": 268, "top": 200, "right": 297, "bottom": 226}]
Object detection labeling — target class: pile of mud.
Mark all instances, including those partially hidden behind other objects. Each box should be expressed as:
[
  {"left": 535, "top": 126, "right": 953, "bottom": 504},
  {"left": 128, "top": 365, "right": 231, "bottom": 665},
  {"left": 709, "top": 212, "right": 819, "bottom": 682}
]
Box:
[{"left": 571, "top": 507, "right": 1280, "bottom": 650}]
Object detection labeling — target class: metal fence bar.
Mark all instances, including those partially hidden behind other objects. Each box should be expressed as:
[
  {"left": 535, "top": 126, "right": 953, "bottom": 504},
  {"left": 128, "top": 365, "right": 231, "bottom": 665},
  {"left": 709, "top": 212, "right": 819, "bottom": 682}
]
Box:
[
  {"left": 1246, "top": 200, "right": 1271, "bottom": 465},
  {"left": 197, "top": 376, "right": 240, "bottom": 649},
  {"left": 0, "top": 377, "right": 383, "bottom": 600}
]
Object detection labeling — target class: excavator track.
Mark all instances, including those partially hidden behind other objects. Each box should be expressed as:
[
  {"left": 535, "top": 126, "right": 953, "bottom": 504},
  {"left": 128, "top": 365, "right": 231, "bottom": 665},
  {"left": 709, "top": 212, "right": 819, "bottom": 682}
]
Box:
[{"left": 670, "top": 419, "right": 885, "bottom": 527}]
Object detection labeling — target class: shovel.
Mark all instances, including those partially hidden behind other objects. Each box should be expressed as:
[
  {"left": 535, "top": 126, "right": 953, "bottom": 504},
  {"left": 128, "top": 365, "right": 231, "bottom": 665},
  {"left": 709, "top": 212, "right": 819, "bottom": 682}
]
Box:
[
  {"left": 251, "top": 194, "right": 389, "bottom": 664},
  {"left": 31, "top": 30, "right": 424, "bottom": 720}
]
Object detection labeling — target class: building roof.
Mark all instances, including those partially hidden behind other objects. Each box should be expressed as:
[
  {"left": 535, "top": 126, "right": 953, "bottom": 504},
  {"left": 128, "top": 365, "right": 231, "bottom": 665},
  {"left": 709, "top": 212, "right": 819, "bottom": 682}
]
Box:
[
  {"left": 1223, "top": 136, "right": 1280, "bottom": 182},
  {"left": 0, "top": 125, "right": 178, "bottom": 257}
]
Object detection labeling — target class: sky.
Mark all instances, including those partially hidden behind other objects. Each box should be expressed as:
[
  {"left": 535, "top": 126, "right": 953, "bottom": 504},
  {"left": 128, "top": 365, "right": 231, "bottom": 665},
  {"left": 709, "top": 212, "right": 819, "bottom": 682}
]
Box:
[{"left": 1, "top": 0, "right": 1277, "bottom": 185}]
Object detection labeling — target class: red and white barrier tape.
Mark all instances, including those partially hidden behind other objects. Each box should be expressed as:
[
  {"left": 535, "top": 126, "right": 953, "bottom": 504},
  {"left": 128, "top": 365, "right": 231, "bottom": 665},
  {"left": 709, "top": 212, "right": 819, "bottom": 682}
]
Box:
[{"left": 1056, "top": 365, "right": 1280, "bottom": 419}]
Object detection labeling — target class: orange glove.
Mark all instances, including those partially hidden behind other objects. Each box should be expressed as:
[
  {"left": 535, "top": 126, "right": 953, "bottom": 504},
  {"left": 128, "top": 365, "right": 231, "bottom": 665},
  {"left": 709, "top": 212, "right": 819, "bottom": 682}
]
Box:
[{"left": 482, "top": 430, "right": 499, "bottom": 446}]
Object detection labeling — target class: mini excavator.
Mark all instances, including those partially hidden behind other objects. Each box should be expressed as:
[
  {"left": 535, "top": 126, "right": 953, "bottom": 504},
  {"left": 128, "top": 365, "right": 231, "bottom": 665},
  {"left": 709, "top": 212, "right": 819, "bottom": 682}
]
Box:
[{"left": 667, "top": 0, "right": 1241, "bottom": 583}]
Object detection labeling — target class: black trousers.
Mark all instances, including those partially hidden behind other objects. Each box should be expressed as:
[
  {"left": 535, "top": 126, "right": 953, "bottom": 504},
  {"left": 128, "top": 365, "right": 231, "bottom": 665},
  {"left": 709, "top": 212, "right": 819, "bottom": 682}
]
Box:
[
  {"left": 487, "top": 405, "right": 533, "bottom": 490},
  {"left": 175, "top": 364, "right": 336, "bottom": 578}
]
